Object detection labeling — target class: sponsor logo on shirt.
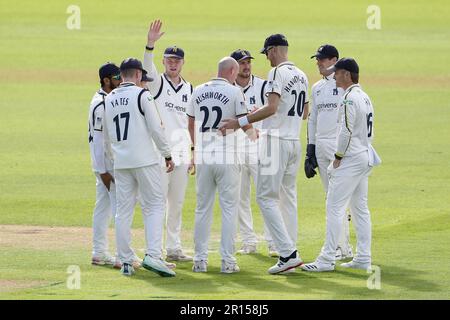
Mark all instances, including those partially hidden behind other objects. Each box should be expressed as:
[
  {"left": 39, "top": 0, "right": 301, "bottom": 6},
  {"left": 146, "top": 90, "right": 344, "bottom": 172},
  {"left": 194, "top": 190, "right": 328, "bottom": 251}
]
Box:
[{"left": 165, "top": 102, "right": 186, "bottom": 113}]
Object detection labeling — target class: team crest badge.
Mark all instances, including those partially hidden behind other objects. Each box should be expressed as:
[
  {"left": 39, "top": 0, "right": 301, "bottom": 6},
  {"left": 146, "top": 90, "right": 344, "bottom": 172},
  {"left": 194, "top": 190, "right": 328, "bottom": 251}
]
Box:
[
  {"left": 182, "top": 94, "right": 188, "bottom": 102},
  {"left": 250, "top": 96, "right": 255, "bottom": 104}
]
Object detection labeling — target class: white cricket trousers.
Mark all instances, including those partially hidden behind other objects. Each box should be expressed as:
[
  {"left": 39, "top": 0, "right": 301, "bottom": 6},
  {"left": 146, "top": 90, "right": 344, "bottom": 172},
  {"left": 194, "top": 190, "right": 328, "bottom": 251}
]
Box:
[
  {"left": 114, "top": 164, "right": 165, "bottom": 264},
  {"left": 317, "top": 139, "right": 351, "bottom": 252},
  {"left": 318, "top": 151, "right": 372, "bottom": 265},
  {"left": 238, "top": 162, "right": 274, "bottom": 246},
  {"left": 92, "top": 172, "right": 116, "bottom": 257},
  {"left": 256, "top": 136, "right": 300, "bottom": 257},
  {"left": 160, "top": 164, "right": 189, "bottom": 252},
  {"left": 194, "top": 163, "right": 240, "bottom": 264}
]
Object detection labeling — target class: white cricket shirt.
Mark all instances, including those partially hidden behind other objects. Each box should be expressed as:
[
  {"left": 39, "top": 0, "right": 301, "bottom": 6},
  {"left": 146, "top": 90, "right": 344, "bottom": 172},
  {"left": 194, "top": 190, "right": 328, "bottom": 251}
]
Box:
[
  {"left": 307, "top": 74, "right": 344, "bottom": 144},
  {"left": 187, "top": 78, "right": 248, "bottom": 156},
  {"left": 336, "top": 84, "right": 375, "bottom": 158},
  {"left": 104, "top": 82, "right": 171, "bottom": 169},
  {"left": 143, "top": 51, "right": 192, "bottom": 165},
  {"left": 263, "top": 61, "right": 309, "bottom": 140}
]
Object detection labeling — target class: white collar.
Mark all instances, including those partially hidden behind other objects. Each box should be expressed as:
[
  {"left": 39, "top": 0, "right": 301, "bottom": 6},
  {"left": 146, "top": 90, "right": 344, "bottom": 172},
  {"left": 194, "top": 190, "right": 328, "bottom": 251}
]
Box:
[
  {"left": 277, "top": 61, "right": 295, "bottom": 68},
  {"left": 235, "top": 75, "right": 254, "bottom": 90},
  {"left": 324, "top": 73, "right": 335, "bottom": 81},
  {"left": 164, "top": 73, "right": 184, "bottom": 88},
  {"left": 344, "top": 83, "right": 360, "bottom": 94},
  {"left": 119, "top": 81, "right": 136, "bottom": 87},
  {"left": 211, "top": 77, "right": 231, "bottom": 84}
]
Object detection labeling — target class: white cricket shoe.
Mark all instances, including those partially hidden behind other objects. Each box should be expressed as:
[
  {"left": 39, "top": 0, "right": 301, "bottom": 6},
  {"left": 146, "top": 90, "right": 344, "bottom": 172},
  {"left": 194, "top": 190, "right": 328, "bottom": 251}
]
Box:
[
  {"left": 166, "top": 249, "right": 193, "bottom": 262},
  {"left": 340, "top": 260, "right": 371, "bottom": 271},
  {"left": 92, "top": 253, "right": 117, "bottom": 266},
  {"left": 142, "top": 255, "right": 176, "bottom": 277},
  {"left": 268, "top": 244, "right": 279, "bottom": 258},
  {"left": 192, "top": 260, "right": 208, "bottom": 273},
  {"left": 221, "top": 260, "right": 240, "bottom": 274},
  {"left": 301, "top": 261, "right": 335, "bottom": 272},
  {"left": 237, "top": 243, "right": 257, "bottom": 255},
  {"left": 268, "top": 250, "right": 303, "bottom": 274},
  {"left": 120, "top": 263, "right": 135, "bottom": 276}
]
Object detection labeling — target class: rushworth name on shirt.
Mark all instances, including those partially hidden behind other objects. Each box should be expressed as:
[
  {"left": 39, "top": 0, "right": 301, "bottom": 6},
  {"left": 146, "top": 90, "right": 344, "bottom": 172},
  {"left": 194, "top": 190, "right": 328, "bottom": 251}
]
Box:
[
  {"left": 283, "top": 75, "right": 306, "bottom": 93},
  {"left": 195, "top": 91, "right": 230, "bottom": 105}
]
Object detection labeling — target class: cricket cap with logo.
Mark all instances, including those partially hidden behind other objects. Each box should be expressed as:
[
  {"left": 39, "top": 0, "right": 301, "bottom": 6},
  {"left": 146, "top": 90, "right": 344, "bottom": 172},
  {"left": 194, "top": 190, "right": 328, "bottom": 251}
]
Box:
[
  {"left": 99, "top": 62, "right": 120, "bottom": 80},
  {"left": 230, "top": 49, "right": 254, "bottom": 62},
  {"left": 310, "top": 44, "right": 339, "bottom": 60},
  {"left": 260, "top": 34, "right": 289, "bottom": 54},
  {"left": 327, "top": 57, "right": 359, "bottom": 74},
  {"left": 164, "top": 46, "right": 185, "bottom": 59}
]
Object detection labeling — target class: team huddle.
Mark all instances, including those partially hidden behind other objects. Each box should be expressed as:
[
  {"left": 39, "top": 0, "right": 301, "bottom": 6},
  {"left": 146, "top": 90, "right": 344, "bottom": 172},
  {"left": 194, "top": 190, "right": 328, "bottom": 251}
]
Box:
[{"left": 87, "top": 20, "right": 381, "bottom": 277}]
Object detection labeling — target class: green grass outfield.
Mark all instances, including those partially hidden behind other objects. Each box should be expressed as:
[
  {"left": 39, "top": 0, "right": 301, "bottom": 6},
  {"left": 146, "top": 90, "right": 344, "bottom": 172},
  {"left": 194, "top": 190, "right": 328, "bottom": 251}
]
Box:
[{"left": 0, "top": 0, "right": 449, "bottom": 299}]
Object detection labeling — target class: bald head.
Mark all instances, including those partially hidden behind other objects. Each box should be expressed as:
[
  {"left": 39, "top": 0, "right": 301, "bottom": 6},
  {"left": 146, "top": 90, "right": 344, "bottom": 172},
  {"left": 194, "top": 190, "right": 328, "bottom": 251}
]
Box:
[{"left": 218, "top": 57, "right": 239, "bottom": 83}]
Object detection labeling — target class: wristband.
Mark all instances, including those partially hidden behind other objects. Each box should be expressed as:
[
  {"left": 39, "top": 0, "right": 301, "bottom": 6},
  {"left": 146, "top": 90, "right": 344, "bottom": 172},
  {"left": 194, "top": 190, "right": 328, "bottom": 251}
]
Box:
[
  {"left": 145, "top": 46, "right": 154, "bottom": 51},
  {"left": 238, "top": 116, "right": 249, "bottom": 128},
  {"left": 165, "top": 156, "right": 172, "bottom": 161},
  {"left": 191, "top": 146, "right": 195, "bottom": 151},
  {"left": 334, "top": 153, "right": 343, "bottom": 160}
]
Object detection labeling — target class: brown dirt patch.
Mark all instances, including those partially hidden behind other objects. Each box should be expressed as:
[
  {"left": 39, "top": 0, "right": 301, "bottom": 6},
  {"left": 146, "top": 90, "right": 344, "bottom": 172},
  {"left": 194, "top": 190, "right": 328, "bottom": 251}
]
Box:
[
  {"left": 0, "top": 225, "right": 215, "bottom": 253},
  {"left": 0, "top": 280, "right": 47, "bottom": 293},
  {"left": 0, "top": 225, "right": 143, "bottom": 251}
]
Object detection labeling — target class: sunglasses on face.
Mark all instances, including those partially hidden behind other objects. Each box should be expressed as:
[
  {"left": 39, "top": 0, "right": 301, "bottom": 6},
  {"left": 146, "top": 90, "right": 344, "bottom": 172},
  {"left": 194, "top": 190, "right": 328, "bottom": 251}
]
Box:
[
  {"left": 265, "top": 46, "right": 275, "bottom": 56},
  {"left": 111, "top": 74, "right": 121, "bottom": 80}
]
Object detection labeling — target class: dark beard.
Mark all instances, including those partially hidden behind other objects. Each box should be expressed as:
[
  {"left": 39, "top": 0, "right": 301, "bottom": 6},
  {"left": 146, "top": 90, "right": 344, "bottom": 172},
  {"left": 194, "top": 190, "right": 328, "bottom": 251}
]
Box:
[{"left": 109, "top": 81, "right": 118, "bottom": 90}]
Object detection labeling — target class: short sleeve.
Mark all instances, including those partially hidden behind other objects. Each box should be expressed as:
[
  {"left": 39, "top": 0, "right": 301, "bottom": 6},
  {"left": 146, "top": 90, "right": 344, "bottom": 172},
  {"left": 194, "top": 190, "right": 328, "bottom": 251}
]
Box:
[
  {"left": 265, "top": 67, "right": 282, "bottom": 96},
  {"left": 304, "top": 74, "right": 310, "bottom": 104},
  {"left": 186, "top": 91, "right": 195, "bottom": 118},
  {"left": 235, "top": 89, "right": 248, "bottom": 116}
]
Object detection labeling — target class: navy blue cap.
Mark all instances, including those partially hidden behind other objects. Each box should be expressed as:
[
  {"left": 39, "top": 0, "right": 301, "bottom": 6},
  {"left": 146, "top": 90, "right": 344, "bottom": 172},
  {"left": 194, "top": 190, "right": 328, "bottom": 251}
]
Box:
[
  {"left": 141, "top": 70, "right": 153, "bottom": 82},
  {"left": 120, "top": 58, "right": 145, "bottom": 72},
  {"left": 327, "top": 57, "right": 359, "bottom": 74},
  {"left": 164, "top": 46, "right": 184, "bottom": 59},
  {"left": 99, "top": 62, "right": 120, "bottom": 80},
  {"left": 311, "top": 44, "right": 339, "bottom": 59},
  {"left": 230, "top": 49, "right": 254, "bottom": 62},
  {"left": 260, "top": 34, "right": 289, "bottom": 54}
]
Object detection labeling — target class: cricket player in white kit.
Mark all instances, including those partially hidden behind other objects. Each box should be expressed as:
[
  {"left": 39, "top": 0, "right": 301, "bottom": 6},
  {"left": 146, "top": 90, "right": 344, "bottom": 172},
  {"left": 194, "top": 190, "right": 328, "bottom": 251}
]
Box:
[
  {"left": 230, "top": 49, "right": 278, "bottom": 257},
  {"left": 103, "top": 57, "right": 176, "bottom": 277},
  {"left": 88, "top": 62, "right": 122, "bottom": 267},
  {"left": 187, "top": 57, "right": 256, "bottom": 274},
  {"left": 302, "top": 58, "right": 381, "bottom": 272},
  {"left": 143, "top": 20, "right": 193, "bottom": 262},
  {"left": 220, "top": 34, "right": 308, "bottom": 274},
  {"left": 306, "top": 44, "right": 354, "bottom": 260}
]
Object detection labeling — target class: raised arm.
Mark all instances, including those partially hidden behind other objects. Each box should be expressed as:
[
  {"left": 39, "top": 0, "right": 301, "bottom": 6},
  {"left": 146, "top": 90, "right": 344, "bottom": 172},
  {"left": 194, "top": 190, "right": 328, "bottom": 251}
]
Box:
[{"left": 143, "top": 19, "right": 164, "bottom": 94}]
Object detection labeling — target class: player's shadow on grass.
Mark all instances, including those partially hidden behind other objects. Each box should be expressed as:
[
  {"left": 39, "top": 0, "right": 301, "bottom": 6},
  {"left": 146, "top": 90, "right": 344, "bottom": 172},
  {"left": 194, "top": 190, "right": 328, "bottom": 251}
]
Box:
[
  {"left": 130, "top": 255, "right": 363, "bottom": 298},
  {"left": 336, "top": 264, "right": 442, "bottom": 293}
]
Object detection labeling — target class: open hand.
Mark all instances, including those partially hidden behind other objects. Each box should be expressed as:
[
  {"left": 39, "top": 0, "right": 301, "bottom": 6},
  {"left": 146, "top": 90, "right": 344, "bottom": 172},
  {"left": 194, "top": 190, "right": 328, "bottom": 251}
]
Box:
[{"left": 147, "top": 19, "right": 165, "bottom": 47}]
